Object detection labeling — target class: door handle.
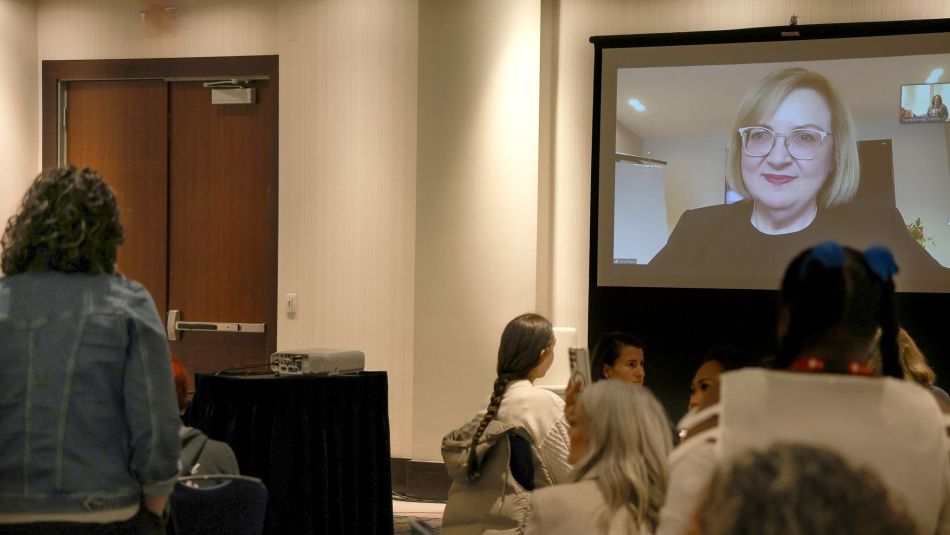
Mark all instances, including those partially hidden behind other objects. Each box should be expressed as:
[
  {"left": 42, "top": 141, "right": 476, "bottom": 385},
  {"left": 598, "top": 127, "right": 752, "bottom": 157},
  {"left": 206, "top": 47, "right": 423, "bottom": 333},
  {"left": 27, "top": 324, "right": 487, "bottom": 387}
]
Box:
[{"left": 166, "top": 309, "right": 266, "bottom": 341}]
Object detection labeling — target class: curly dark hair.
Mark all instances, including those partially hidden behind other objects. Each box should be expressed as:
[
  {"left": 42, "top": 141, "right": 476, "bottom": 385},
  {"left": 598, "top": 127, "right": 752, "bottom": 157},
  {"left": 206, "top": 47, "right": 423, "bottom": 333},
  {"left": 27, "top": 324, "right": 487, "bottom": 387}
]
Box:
[{"left": 1, "top": 166, "right": 124, "bottom": 275}]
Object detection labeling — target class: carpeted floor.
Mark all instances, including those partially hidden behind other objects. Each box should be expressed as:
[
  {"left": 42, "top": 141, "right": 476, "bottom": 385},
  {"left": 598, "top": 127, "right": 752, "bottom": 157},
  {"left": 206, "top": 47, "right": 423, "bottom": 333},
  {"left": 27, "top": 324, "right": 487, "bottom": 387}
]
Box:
[
  {"left": 393, "top": 515, "right": 441, "bottom": 534},
  {"left": 393, "top": 499, "right": 444, "bottom": 534}
]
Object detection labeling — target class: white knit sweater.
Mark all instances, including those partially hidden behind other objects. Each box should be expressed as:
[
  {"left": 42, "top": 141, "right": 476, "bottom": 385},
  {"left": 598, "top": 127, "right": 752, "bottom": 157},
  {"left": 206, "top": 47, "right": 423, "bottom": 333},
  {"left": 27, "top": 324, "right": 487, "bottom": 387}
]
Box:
[{"left": 476, "top": 379, "right": 573, "bottom": 484}]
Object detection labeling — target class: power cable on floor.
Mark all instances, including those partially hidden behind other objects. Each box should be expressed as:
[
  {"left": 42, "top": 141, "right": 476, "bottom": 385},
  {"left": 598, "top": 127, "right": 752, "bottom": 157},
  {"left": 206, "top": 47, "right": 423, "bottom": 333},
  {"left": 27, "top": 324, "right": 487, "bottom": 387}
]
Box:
[{"left": 391, "top": 490, "right": 446, "bottom": 504}]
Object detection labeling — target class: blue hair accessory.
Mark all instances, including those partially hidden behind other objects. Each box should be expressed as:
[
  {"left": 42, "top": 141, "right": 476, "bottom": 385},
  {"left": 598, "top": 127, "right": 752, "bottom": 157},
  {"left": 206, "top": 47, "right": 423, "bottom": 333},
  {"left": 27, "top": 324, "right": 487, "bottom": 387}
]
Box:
[
  {"left": 799, "top": 241, "right": 845, "bottom": 279},
  {"left": 863, "top": 245, "right": 899, "bottom": 282}
]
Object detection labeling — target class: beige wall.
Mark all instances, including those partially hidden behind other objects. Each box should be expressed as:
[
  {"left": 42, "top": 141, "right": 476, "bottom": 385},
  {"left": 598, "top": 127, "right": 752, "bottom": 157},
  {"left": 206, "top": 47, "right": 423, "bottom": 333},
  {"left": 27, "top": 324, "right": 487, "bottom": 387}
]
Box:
[
  {"left": 37, "top": 0, "right": 277, "bottom": 60},
  {"left": 413, "top": 0, "right": 542, "bottom": 460},
  {"left": 32, "top": 0, "right": 418, "bottom": 457},
  {"left": 275, "top": 0, "right": 417, "bottom": 457},
  {"left": 0, "top": 0, "right": 37, "bottom": 224}
]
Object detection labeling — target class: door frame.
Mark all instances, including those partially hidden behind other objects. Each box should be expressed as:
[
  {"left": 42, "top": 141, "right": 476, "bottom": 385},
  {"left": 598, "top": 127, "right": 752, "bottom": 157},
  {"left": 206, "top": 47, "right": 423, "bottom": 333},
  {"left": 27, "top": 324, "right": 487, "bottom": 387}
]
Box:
[{"left": 42, "top": 56, "right": 279, "bottom": 358}]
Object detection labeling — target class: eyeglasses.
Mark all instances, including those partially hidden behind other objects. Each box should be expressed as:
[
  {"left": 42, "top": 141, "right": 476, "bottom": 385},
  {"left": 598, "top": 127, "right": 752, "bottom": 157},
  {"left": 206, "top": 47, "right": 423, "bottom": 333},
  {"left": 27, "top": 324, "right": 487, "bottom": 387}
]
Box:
[{"left": 737, "top": 126, "right": 831, "bottom": 160}]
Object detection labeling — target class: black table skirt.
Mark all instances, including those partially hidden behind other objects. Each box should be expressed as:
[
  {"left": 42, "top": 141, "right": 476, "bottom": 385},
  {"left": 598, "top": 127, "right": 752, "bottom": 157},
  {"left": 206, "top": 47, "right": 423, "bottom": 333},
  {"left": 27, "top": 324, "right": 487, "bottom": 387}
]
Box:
[{"left": 186, "top": 371, "right": 394, "bottom": 535}]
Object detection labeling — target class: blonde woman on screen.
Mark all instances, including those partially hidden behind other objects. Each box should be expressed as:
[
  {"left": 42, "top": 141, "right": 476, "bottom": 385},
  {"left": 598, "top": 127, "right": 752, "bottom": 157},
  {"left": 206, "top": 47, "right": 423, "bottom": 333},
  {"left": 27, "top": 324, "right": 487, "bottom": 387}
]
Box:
[{"left": 648, "top": 67, "right": 945, "bottom": 285}]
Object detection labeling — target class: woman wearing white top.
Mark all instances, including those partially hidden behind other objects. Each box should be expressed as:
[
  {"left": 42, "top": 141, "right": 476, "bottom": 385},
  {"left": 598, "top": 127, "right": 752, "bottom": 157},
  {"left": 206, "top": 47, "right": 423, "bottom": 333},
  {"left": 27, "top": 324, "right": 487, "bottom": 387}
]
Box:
[
  {"left": 442, "top": 313, "right": 571, "bottom": 534},
  {"left": 526, "top": 379, "right": 673, "bottom": 535}
]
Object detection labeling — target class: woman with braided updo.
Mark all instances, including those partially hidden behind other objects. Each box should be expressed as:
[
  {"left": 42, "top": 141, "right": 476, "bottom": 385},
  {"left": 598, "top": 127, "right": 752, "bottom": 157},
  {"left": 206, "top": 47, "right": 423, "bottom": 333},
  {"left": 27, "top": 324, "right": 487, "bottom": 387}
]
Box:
[{"left": 441, "top": 313, "right": 571, "bottom": 534}]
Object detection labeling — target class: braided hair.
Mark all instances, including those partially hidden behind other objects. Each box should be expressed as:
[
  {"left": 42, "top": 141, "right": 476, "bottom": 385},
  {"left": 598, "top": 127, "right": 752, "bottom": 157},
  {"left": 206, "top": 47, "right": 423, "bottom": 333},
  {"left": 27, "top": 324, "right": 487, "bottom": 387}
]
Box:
[
  {"left": 466, "top": 313, "right": 554, "bottom": 482},
  {"left": 776, "top": 242, "right": 901, "bottom": 378}
]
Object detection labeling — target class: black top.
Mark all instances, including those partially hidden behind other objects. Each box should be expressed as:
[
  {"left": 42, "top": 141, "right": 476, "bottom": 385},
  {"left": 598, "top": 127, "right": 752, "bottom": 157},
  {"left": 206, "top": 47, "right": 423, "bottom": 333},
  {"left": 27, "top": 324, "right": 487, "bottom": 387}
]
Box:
[{"left": 647, "top": 200, "right": 947, "bottom": 291}]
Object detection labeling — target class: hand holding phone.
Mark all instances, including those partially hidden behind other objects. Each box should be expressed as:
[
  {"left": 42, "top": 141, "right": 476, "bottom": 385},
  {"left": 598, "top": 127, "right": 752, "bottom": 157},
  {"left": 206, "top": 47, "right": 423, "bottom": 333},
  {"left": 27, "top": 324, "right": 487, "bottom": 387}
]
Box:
[
  {"left": 566, "top": 347, "right": 591, "bottom": 422},
  {"left": 568, "top": 347, "right": 591, "bottom": 390}
]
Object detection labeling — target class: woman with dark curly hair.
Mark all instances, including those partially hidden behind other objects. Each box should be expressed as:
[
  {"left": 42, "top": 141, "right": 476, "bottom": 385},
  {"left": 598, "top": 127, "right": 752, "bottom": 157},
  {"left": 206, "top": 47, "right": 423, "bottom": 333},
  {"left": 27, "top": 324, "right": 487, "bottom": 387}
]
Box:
[{"left": 0, "top": 167, "right": 180, "bottom": 534}]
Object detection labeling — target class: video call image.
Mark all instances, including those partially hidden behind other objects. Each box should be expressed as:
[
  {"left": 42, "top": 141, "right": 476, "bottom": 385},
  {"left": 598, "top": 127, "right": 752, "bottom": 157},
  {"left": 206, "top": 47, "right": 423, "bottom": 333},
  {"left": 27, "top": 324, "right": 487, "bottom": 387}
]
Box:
[{"left": 602, "top": 51, "right": 950, "bottom": 293}]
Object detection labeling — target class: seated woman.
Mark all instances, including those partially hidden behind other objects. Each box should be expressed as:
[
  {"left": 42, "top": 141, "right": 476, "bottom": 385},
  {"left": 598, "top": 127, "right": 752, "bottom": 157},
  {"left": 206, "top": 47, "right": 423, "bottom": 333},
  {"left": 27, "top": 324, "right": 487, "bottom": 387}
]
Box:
[
  {"left": 590, "top": 332, "right": 645, "bottom": 384},
  {"left": 686, "top": 347, "right": 760, "bottom": 413},
  {"left": 526, "top": 380, "right": 673, "bottom": 535},
  {"left": 0, "top": 167, "right": 180, "bottom": 534},
  {"left": 171, "top": 358, "right": 239, "bottom": 483},
  {"left": 657, "top": 242, "right": 950, "bottom": 535},
  {"left": 441, "top": 313, "right": 571, "bottom": 534},
  {"left": 693, "top": 444, "right": 917, "bottom": 535},
  {"left": 868, "top": 327, "right": 950, "bottom": 409}
]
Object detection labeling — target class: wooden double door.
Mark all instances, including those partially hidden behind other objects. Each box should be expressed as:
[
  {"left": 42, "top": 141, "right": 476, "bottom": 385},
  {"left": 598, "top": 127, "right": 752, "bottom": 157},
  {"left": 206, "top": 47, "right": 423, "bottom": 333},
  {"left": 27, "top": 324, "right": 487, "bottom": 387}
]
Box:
[{"left": 42, "top": 57, "right": 278, "bottom": 378}]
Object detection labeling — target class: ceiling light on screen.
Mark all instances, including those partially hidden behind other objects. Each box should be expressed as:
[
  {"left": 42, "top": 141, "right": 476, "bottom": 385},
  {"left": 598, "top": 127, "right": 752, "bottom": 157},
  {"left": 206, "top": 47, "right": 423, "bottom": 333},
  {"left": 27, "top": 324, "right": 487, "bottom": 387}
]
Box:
[
  {"left": 627, "top": 98, "right": 646, "bottom": 111},
  {"left": 926, "top": 68, "right": 944, "bottom": 83}
]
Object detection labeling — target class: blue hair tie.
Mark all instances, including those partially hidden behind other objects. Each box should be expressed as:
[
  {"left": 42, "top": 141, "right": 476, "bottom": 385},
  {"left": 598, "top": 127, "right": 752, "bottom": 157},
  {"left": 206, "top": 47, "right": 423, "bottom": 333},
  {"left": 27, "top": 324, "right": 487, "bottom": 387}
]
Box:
[
  {"left": 863, "top": 245, "right": 899, "bottom": 282},
  {"left": 799, "top": 241, "right": 845, "bottom": 279}
]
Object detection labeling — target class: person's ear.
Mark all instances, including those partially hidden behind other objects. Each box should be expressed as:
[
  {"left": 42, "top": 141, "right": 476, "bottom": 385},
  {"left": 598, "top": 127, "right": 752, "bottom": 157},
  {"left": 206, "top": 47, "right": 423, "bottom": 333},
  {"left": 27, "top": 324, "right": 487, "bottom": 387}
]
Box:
[{"left": 602, "top": 363, "right": 611, "bottom": 378}]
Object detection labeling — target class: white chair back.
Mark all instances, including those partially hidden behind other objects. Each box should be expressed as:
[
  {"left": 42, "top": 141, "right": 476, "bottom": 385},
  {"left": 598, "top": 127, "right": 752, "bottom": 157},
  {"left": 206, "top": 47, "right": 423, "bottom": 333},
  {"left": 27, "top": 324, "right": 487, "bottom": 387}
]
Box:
[{"left": 718, "top": 368, "right": 949, "bottom": 534}]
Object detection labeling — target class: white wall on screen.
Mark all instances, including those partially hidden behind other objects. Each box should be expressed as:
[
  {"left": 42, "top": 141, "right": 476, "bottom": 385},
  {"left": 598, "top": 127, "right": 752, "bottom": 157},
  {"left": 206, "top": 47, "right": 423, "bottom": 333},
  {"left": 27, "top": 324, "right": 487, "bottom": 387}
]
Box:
[
  {"left": 613, "top": 162, "right": 668, "bottom": 264},
  {"left": 645, "top": 136, "right": 729, "bottom": 229},
  {"left": 616, "top": 122, "right": 644, "bottom": 155},
  {"left": 858, "top": 119, "right": 950, "bottom": 267}
]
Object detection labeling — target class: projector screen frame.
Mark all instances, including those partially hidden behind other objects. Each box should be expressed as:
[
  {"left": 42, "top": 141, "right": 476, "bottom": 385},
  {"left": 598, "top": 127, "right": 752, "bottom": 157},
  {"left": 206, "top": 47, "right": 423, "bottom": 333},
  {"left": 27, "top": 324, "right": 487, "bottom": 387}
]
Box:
[
  {"left": 586, "top": 18, "right": 950, "bottom": 422},
  {"left": 591, "top": 18, "right": 950, "bottom": 292}
]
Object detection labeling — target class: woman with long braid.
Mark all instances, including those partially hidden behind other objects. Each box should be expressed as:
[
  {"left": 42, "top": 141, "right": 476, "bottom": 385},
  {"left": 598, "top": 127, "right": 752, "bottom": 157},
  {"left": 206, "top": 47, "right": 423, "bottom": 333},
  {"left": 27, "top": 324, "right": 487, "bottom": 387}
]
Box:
[
  {"left": 441, "top": 313, "right": 571, "bottom": 534},
  {"left": 656, "top": 242, "right": 950, "bottom": 535}
]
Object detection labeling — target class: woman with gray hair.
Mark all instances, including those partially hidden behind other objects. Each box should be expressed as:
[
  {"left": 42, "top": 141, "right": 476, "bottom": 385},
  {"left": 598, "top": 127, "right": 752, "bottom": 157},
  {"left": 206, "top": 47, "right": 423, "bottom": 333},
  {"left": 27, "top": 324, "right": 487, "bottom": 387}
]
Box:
[{"left": 526, "top": 379, "right": 673, "bottom": 534}]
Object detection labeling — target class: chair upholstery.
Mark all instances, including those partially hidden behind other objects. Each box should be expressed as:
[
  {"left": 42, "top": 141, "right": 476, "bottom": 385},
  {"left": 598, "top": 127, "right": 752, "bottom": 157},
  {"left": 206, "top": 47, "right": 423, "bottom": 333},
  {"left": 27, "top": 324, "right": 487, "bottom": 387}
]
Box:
[{"left": 169, "top": 474, "right": 268, "bottom": 535}]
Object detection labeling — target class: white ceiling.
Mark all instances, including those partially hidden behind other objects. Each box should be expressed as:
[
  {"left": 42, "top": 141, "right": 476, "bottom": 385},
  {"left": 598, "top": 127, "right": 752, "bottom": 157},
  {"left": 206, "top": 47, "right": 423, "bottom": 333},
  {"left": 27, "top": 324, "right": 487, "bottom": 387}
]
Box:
[{"left": 616, "top": 53, "right": 950, "bottom": 141}]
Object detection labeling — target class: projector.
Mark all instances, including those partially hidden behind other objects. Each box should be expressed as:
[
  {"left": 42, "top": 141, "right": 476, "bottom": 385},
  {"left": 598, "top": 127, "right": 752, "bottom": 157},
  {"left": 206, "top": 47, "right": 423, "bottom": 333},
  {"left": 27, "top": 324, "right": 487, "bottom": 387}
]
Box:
[{"left": 270, "top": 348, "right": 365, "bottom": 376}]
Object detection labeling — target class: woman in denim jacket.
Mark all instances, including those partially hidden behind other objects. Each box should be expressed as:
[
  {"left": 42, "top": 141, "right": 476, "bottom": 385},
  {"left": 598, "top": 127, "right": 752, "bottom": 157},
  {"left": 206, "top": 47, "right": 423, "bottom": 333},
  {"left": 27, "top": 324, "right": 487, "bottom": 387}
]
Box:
[{"left": 0, "top": 167, "right": 181, "bottom": 534}]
